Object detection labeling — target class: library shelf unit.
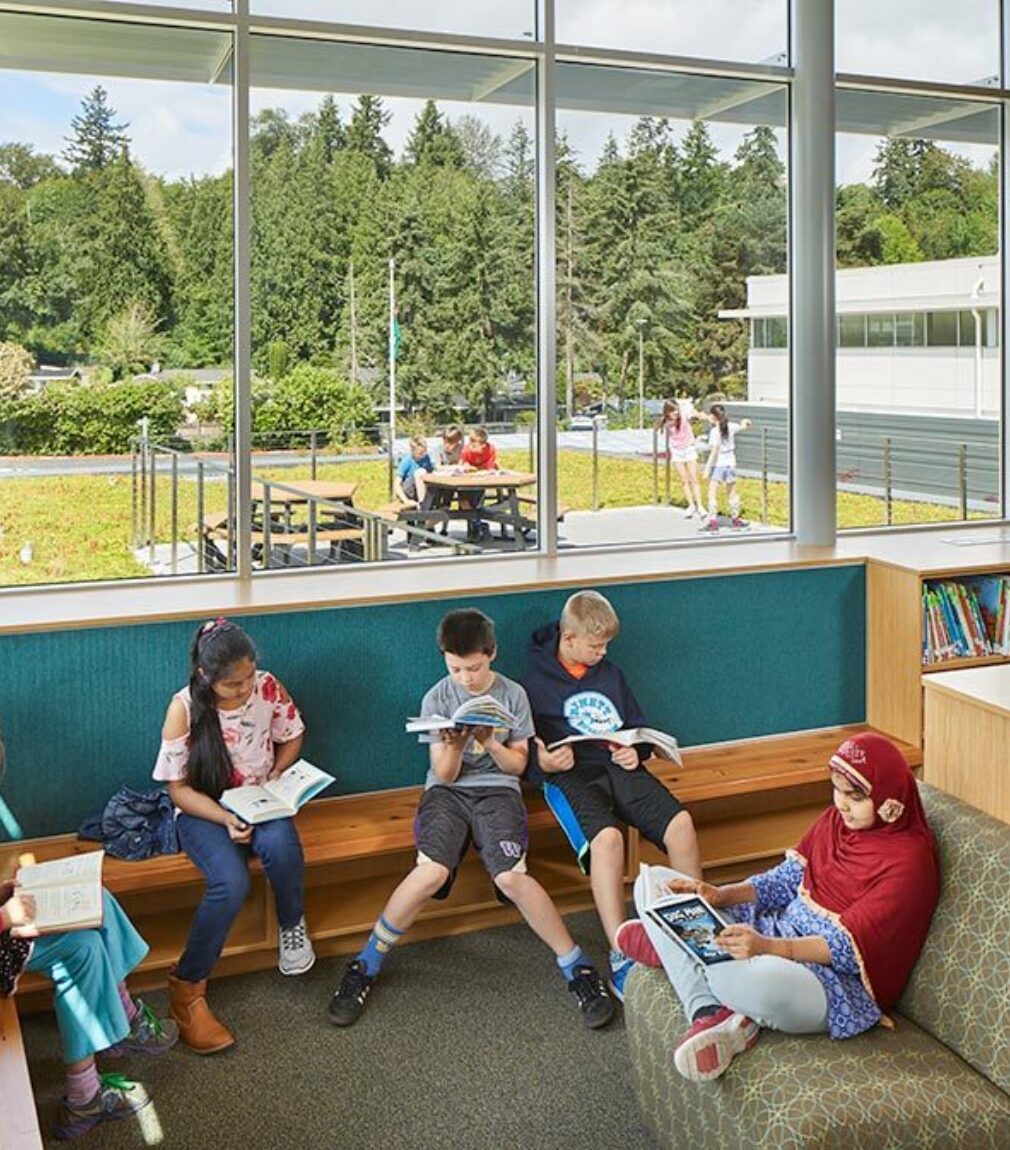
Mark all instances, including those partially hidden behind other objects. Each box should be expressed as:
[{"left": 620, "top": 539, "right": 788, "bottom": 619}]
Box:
[{"left": 867, "top": 541, "right": 1010, "bottom": 747}]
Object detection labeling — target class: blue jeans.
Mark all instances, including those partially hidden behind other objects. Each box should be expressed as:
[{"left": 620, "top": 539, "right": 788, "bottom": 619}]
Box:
[
  {"left": 175, "top": 814, "right": 305, "bottom": 982},
  {"left": 26, "top": 889, "right": 149, "bottom": 1064}
]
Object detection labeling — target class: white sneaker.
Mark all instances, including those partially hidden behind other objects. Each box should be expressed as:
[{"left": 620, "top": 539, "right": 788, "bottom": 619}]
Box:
[
  {"left": 684, "top": 506, "right": 696, "bottom": 519},
  {"left": 278, "top": 916, "right": 316, "bottom": 975}
]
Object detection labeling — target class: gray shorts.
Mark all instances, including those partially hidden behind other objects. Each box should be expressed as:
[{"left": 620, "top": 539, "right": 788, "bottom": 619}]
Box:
[
  {"left": 710, "top": 465, "right": 736, "bottom": 483},
  {"left": 415, "top": 786, "right": 528, "bottom": 897}
]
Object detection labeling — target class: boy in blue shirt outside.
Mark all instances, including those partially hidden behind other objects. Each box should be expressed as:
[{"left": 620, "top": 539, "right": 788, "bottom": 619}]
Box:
[
  {"left": 523, "top": 590, "right": 702, "bottom": 1001},
  {"left": 393, "top": 434, "right": 435, "bottom": 511},
  {"left": 328, "top": 608, "right": 614, "bottom": 1030}
]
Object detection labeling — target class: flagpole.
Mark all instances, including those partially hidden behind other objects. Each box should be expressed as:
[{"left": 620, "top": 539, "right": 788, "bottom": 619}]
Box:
[
  {"left": 388, "top": 256, "right": 396, "bottom": 496},
  {"left": 349, "top": 259, "right": 357, "bottom": 387}
]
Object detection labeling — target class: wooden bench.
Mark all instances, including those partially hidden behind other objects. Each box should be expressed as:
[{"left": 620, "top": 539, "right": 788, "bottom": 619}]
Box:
[
  {"left": 3, "top": 723, "right": 919, "bottom": 1014},
  {"left": 0, "top": 995, "right": 43, "bottom": 1150},
  {"left": 201, "top": 514, "right": 365, "bottom": 566}
]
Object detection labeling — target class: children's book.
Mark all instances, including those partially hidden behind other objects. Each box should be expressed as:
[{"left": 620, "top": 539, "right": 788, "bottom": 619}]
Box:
[
  {"left": 220, "top": 760, "right": 335, "bottom": 825},
  {"left": 548, "top": 726, "right": 682, "bottom": 764},
  {"left": 639, "top": 863, "right": 734, "bottom": 967},
  {"left": 16, "top": 850, "right": 104, "bottom": 934},
  {"left": 405, "top": 694, "right": 518, "bottom": 734}
]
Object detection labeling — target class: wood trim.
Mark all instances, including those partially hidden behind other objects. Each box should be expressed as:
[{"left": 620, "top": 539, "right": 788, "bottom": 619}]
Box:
[{"left": 0, "top": 996, "right": 43, "bottom": 1150}]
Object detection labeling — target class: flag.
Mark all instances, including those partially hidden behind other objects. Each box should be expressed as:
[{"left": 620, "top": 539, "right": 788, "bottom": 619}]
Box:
[{"left": 390, "top": 309, "right": 402, "bottom": 361}]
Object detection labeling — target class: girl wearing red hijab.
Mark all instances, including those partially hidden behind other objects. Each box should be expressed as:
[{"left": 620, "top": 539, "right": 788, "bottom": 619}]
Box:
[{"left": 621, "top": 732, "right": 940, "bottom": 1081}]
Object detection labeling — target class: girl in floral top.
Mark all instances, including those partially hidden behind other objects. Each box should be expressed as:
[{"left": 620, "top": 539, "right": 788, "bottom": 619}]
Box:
[
  {"left": 618, "top": 732, "right": 940, "bottom": 1081},
  {"left": 153, "top": 619, "right": 313, "bottom": 1054}
]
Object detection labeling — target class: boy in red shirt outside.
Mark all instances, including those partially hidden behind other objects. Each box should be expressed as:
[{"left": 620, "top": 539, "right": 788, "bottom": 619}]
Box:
[{"left": 460, "top": 426, "right": 499, "bottom": 540}]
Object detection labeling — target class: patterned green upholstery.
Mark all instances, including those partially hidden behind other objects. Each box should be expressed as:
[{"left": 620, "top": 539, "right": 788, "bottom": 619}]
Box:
[{"left": 625, "top": 785, "right": 1010, "bottom": 1150}]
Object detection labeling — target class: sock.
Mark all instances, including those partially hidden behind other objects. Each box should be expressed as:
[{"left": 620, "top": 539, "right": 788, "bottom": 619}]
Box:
[
  {"left": 609, "top": 948, "right": 629, "bottom": 971},
  {"left": 65, "top": 1063, "right": 101, "bottom": 1107},
  {"left": 692, "top": 1004, "right": 722, "bottom": 1023},
  {"left": 556, "top": 944, "right": 588, "bottom": 982},
  {"left": 358, "top": 915, "right": 404, "bottom": 977},
  {"left": 117, "top": 982, "right": 139, "bottom": 1024},
  {"left": 730, "top": 497, "right": 742, "bottom": 518}
]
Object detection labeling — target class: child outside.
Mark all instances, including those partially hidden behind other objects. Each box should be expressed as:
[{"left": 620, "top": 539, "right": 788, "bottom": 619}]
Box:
[
  {"left": 153, "top": 619, "right": 314, "bottom": 1055},
  {"left": 328, "top": 608, "right": 615, "bottom": 1030},
  {"left": 393, "top": 434, "right": 436, "bottom": 512},
  {"left": 619, "top": 732, "right": 939, "bottom": 1081},
  {"left": 1, "top": 737, "right": 177, "bottom": 1141},
  {"left": 523, "top": 591, "right": 701, "bottom": 1001},
  {"left": 657, "top": 399, "right": 705, "bottom": 518},
  {"left": 702, "top": 404, "right": 752, "bottom": 532},
  {"left": 460, "top": 427, "right": 499, "bottom": 541}
]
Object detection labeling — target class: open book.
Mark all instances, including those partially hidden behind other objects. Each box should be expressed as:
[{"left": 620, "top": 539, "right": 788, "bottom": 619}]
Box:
[
  {"left": 17, "top": 850, "right": 104, "bottom": 934},
  {"left": 406, "top": 694, "right": 518, "bottom": 734},
  {"left": 220, "top": 760, "right": 334, "bottom": 826},
  {"left": 639, "top": 863, "right": 734, "bottom": 967},
  {"left": 548, "top": 726, "right": 682, "bottom": 764}
]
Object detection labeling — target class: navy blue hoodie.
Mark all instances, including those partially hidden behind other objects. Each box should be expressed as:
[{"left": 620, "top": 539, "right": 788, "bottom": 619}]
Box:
[{"left": 522, "top": 621, "right": 650, "bottom": 786}]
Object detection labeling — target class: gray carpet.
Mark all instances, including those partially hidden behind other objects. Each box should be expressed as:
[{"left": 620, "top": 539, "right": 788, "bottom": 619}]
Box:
[{"left": 21, "top": 910, "right": 661, "bottom": 1150}]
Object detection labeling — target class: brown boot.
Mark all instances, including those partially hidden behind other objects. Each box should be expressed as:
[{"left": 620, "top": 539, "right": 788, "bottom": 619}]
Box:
[{"left": 168, "top": 970, "right": 235, "bottom": 1054}]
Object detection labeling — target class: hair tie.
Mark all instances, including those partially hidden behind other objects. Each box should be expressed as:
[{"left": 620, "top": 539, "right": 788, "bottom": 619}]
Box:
[{"left": 198, "top": 617, "right": 231, "bottom": 648}]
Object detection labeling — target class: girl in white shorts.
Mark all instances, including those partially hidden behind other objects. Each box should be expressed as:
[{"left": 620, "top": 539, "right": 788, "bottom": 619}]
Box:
[{"left": 657, "top": 399, "right": 705, "bottom": 518}]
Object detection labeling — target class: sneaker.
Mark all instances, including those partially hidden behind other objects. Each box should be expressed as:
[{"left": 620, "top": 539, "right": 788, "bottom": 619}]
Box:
[
  {"left": 703, "top": 517, "right": 719, "bottom": 533},
  {"left": 53, "top": 1073, "right": 151, "bottom": 1141},
  {"left": 106, "top": 1000, "right": 179, "bottom": 1057},
  {"left": 279, "top": 916, "right": 316, "bottom": 975},
  {"left": 684, "top": 506, "right": 696, "bottom": 519},
  {"left": 328, "top": 959, "right": 374, "bottom": 1027},
  {"left": 731, "top": 515, "right": 750, "bottom": 530},
  {"left": 672, "top": 1007, "right": 760, "bottom": 1082},
  {"left": 615, "top": 919, "right": 662, "bottom": 968},
  {"left": 607, "top": 951, "right": 636, "bottom": 1002},
  {"left": 567, "top": 963, "right": 616, "bottom": 1029}
]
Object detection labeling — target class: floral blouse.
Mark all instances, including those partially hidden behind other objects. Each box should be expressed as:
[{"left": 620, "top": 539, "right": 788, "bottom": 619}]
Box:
[
  {"left": 152, "top": 670, "right": 305, "bottom": 789},
  {"left": 731, "top": 855, "right": 882, "bottom": 1039}
]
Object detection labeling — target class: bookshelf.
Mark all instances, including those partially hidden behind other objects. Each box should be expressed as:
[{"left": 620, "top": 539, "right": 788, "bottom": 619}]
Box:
[{"left": 867, "top": 551, "right": 1010, "bottom": 747}]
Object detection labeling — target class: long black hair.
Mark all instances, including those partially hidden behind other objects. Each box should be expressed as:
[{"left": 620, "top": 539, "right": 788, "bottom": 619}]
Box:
[
  {"left": 186, "top": 619, "right": 257, "bottom": 799},
  {"left": 710, "top": 403, "right": 729, "bottom": 441}
]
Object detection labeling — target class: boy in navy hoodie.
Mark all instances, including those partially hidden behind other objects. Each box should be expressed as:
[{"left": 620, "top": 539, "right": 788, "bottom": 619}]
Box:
[{"left": 523, "top": 590, "right": 701, "bottom": 1000}]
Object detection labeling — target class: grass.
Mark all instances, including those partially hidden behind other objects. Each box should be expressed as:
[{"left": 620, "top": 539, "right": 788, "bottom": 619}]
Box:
[{"left": 0, "top": 449, "right": 996, "bottom": 587}]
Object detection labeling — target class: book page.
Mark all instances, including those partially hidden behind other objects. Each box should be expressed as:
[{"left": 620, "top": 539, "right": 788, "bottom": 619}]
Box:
[
  {"left": 18, "top": 850, "right": 104, "bottom": 891},
  {"left": 222, "top": 786, "right": 293, "bottom": 822},
  {"left": 266, "top": 760, "right": 331, "bottom": 809},
  {"left": 31, "top": 881, "right": 103, "bottom": 932}
]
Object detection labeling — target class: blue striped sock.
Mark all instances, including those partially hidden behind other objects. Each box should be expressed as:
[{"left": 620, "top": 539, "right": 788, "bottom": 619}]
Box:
[
  {"left": 358, "top": 915, "right": 404, "bottom": 976},
  {"left": 557, "top": 944, "right": 588, "bottom": 983}
]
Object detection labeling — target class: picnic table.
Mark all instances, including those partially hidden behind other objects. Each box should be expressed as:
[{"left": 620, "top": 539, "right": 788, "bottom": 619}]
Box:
[
  {"left": 424, "top": 469, "right": 537, "bottom": 549},
  {"left": 252, "top": 479, "right": 359, "bottom": 533}
]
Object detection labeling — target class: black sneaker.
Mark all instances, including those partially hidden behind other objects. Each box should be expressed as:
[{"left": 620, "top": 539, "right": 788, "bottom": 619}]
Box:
[
  {"left": 567, "top": 963, "right": 616, "bottom": 1030},
  {"left": 328, "top": 959, "right": 374, "bottom": 1027}
]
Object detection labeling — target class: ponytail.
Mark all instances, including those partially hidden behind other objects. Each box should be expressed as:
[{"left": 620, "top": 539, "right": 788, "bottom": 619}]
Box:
[
  {"left": 710, "top": 404, "right": 729, "bottom": 442},
  {"left": 185, "top": 619, "right": 257, "bottom": 799}
]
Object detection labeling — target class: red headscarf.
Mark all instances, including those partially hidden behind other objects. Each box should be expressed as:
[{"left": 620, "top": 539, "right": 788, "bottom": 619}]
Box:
[{"left": 792, "top": 732, "right": 939, "bottom": 1010}]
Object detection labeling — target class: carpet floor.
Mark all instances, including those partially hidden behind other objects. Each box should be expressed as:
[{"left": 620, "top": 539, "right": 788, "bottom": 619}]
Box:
[{"left": 21, "top": 910, "right": 662, "bottom": 1150}]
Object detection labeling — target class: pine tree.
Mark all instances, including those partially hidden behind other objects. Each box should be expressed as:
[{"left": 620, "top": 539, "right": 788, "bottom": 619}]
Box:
[
  {"left": 346, "top": 96, "right": 393, "bottom": 178},
  {"left": 405, "top": 101, "right": 465, "bottom": 169},
  {"left": 63, "top": 86, "right": 130, "bottom": 174}
]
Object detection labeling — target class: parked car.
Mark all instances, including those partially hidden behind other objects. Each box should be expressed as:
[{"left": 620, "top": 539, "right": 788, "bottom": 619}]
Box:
[{"left": 569, "top": 413, "right": 607, "bottom": 431}]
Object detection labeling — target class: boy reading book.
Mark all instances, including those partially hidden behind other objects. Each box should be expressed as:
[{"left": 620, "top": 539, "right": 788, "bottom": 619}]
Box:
[
  {"left": 328, "top": 607, "right": 614, "bottom": 1031},
  {"left": 522, "top": 589, "right": 702, "bottom": 1001}
]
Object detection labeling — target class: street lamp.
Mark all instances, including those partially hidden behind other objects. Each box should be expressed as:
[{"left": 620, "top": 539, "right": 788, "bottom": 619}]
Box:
[
  {"left": 637, "top": 318, "right": 647, "bottom": 430},
  {"left": 970, "top": 270, "right": 985, "bottom": 420}
]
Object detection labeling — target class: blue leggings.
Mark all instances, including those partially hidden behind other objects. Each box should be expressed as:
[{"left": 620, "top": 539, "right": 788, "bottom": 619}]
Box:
[
  {"left": 175, "top": 814, "right": 305, "bottom": 982},
  {"left": 25, "top": 889, "right": 149, "bottom": 1064}
]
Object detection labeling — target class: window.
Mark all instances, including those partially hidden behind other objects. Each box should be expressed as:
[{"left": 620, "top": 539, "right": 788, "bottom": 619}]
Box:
[
  {"left": 927, "top": 312, "right": 958, "bottom": 347},
  {"left": 249, "top": 1, "right": 533, "bottom": 39},
  {"left": 866, "top": 313, "right": 894, "bottom": 348},
  {"left": 838, "top": 315, "right": 865, "bottom": 348},
  {"left": 894, "top": 313, "right": 924, "bottom": 348},
  {"left": 0, "top": 11, "right": 235, "bottom": 588}
]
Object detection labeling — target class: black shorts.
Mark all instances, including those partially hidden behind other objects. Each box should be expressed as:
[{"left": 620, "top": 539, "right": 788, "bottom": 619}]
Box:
[
  {"left": 414, "top": 785, "right": 528, "bottom": 899},
  {"left": 544, "top": 760, "right": 684, "bottom": 872}
]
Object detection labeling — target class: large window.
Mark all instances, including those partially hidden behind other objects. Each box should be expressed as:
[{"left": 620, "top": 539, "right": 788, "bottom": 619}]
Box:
[
  {"left": 250, "top": 2, "right": 533, "bottom": 40},
  {"left": 0, "top": 11, "right": 234, "bottom": 587}
]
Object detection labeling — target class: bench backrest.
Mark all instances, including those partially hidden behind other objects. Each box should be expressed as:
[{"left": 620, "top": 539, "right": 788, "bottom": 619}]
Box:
[{"left": 898, "top": 784, "right": 1010, "bottom": 1095}]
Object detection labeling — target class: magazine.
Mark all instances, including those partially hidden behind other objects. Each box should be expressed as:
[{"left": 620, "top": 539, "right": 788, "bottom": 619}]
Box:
[
  {"left": 220, "top": 760, "right": 334, "bottom": 825},
  {"left": 16, "top": 850, "right": 104, "bottom": 934},
  {"left": 638, "top": 862, "right": 734, "bottom": 967},
  {"left": 405, "top": 694, "right": 518, "bottom": 734},
  {"left": 547, "top": 726, "right": 682, "bottom": 764}
]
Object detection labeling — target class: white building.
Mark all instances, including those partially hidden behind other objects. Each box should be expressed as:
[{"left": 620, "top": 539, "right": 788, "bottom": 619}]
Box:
[{"left": 722, "top": 255, "right": 1000, "bottom": 417}]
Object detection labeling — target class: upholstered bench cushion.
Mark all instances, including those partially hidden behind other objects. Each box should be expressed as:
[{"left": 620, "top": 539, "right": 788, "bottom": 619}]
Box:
[{"left": 625, "top": 967, "right": 1010, "bottom": 1150}]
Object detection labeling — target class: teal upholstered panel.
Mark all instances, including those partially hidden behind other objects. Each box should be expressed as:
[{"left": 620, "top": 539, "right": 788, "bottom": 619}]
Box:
[{"left": 0, "top": 564, "right": 864, "bottom": 838}]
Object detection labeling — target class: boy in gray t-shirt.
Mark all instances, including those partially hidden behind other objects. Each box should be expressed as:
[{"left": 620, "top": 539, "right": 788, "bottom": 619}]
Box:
[{"left": 328, "top": 608, "right": 614, "bottom": 1031}]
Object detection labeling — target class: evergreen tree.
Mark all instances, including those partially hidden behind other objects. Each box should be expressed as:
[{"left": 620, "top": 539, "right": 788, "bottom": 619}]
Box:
[
  {"left": 63, "top": 86, "right": 130, "bottom": 174},
  {"left": 346, "top": 96, "right": 393, "bottom": 178},
  {"left": 405, "top": 101, "right": 464, "bottom": 169},
  {"left": 314, "top": 95, "right": 345, "bottom": 163}
]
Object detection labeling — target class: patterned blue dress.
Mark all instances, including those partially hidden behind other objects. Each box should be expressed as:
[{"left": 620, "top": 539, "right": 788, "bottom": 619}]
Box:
[{"left": 730, "top": 856, "right": 882, "bottom": 1038}]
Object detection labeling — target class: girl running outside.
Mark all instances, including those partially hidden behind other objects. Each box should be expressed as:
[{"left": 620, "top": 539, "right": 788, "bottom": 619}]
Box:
[
  {"left": 153, "top": 619, "right": 313, "bottom": 1054},
  {"left": 616, "top": 732, "right": 939, "bottom": 1082},
  {"left": 702, "top": 404, "right": 752, "bottom": 532},
  {"left": 657, "top": 399, "right": 705, "bottom": 518}
]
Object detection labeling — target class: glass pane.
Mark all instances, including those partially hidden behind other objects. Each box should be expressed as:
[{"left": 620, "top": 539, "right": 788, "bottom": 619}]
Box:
[
  {"left": 91, "top": 0, "right": 231, "bottom": 7},
  {"left": 556, "top": 63, "right": 789, "bottom": 546},
  {"left": 250, "top": 37, "right": 536, "bottom": 568},
  {"left": 839, "top": 315, "right": 865, "bottom": 347},
  {"left": 0, "top": 12, "right": 235, "bottom": 587},
  {"left": 250, "top": 2, "right": 533, "bottom": 39},
  {"left": 836, "top": 0, "right": 1000, "bottom": 86},
  {"left": 556, "top": 0, "right": 786, "bottom": 64},
  {"left": 836, "top": 89, "right": 1000, "bottom": 530}
]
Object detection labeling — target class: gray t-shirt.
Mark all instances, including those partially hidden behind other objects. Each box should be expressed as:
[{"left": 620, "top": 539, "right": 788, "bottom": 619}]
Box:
[{"left": 419, "top": 672, "right": 534, "bottom": 792}]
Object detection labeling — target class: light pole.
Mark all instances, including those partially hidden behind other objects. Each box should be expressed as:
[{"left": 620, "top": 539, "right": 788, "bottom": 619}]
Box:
[
  {"left": 970, "top": 270, "right": 985, "bottom": 420},
  {"left": 637, "top": 318, "right": 647, "bottom": 430}
]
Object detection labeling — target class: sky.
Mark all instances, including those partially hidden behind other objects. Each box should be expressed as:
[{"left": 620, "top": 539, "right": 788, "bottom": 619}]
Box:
[{"left": 0, "top": 0, "right": 1000, "bottom": 183}]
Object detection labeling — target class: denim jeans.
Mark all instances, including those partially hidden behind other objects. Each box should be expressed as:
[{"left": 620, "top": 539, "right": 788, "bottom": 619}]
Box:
[{"left": 175, "top": 814, "right": 305, "bottom": 982}]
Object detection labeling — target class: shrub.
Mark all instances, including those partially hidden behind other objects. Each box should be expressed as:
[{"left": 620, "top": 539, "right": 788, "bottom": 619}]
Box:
[
  {"left": 255, "top": 364, "right": 375, "bottom": 446},
  {"left": 0, "top": 341, "right": 34, "bottom": 402}
]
